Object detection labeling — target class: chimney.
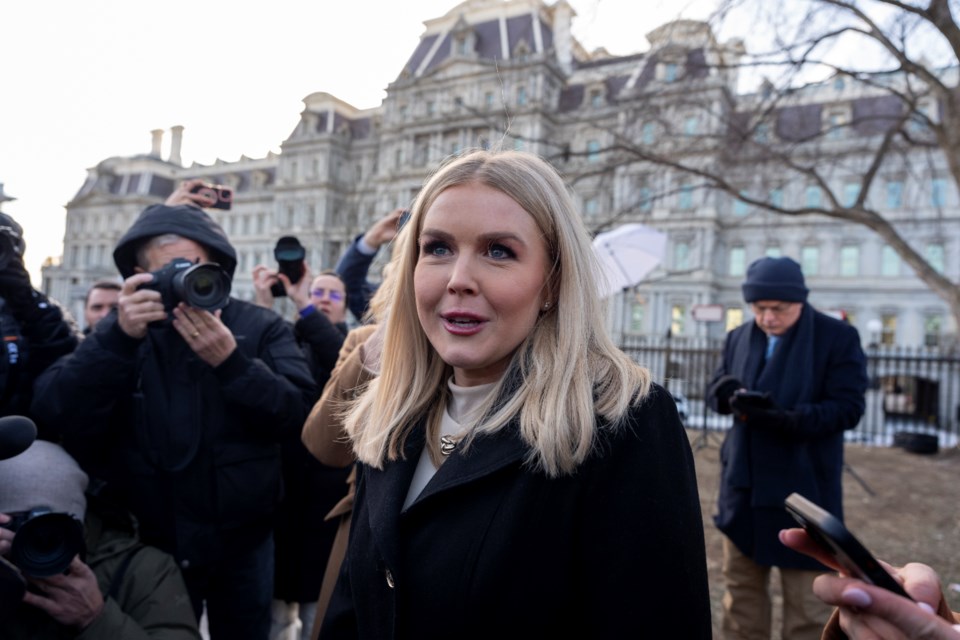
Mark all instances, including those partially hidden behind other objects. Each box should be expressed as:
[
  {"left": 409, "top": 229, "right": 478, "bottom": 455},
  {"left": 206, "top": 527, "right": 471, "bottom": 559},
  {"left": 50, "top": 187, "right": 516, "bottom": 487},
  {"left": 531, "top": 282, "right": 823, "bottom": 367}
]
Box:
[
  {"left": 169, "top": 125, "right": 184, "bottom": 166},
  {"left": 552, "top": 0, "right": 575, "bottom": 74},
  {"left": 150, "top": 129, "right": 164, "bottom": 158}
]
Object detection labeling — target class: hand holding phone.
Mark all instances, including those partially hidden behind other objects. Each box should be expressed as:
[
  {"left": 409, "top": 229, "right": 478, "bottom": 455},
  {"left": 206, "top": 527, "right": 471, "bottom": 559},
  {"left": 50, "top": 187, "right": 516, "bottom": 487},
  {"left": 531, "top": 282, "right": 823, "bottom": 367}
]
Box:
[
  {"left": 732, "top": 390, "right": 776, "bottom": 410},
  {"left": 190, "top": 184, "right": 233, "bottom": 210},
  {"left": 784, "top": 493, "right": 912, "bottom": 599}
]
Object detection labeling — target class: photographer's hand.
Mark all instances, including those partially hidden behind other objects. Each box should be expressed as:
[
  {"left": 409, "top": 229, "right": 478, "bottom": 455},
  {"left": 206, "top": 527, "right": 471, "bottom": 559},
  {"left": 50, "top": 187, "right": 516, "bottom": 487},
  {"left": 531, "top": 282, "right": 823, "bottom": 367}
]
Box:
[
  {"left": 22, "top": 555, "right": 104, "bottom": 629},
  {"left": 172, "top": 304, "right": 236, "bottom": 367},
  {"left": 362, "top": 209, "right": 405, "bottom": 250},
  {"left": 281, "top": 262, "right": 313, "bottom": 312},
  {"left": 166, "top": 178, "right": 217, "bottom": 209},
  {"left": 117, "top": 274, "right": 166, "bottom": 339},
  {"left": 252, "top": 264, "right": 278, "bottom": 309}
]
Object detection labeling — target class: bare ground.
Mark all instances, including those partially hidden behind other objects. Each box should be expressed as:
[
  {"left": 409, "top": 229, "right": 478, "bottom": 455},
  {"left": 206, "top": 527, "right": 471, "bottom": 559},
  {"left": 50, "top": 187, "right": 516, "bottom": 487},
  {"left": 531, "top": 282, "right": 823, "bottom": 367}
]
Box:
[{"left": 688, "top": 428, "right": 960, "bottom": 637}]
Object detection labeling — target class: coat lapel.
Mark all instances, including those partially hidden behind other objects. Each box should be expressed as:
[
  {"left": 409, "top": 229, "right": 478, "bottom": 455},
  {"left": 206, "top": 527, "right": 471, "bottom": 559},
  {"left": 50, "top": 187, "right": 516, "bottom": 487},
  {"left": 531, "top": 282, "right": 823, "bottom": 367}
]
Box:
[
  {"left": 409, "top": 422, "right": 528, "bottom": 508},
  {"left": 362, "top": 420, "right": 529, "bottom": 565},
  {"left": 362, "top": 426, "right": 424, "bottom": 570}
]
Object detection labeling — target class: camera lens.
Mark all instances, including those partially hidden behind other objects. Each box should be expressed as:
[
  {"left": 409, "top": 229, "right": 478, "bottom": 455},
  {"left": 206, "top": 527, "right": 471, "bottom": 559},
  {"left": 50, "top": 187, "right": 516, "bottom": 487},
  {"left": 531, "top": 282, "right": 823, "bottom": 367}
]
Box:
[
  {"left": 9, "top": 513, "right": 85, "bottom": 577},
  {"left": 174, "top": 263, "right": 231, "bottom": 311}
]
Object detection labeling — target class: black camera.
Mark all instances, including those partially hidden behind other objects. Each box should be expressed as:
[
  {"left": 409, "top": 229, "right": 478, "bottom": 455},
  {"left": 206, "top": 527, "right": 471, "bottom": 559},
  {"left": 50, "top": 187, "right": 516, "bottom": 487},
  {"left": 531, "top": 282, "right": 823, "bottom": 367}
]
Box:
[
  {"left": 190, "top": 183, "right": 233, "bottom": 210},
  {"left": 0, "top": 225, "right": 24, "bottom": 272},
  {"left": 1, "top": 508, "right": 85, "bottom": 577},
  {"left": 140, "top": 257, "right": 232, "bottom": 313},
  {"left": 270, "top": 236, "right": 306, "bottom": 298}
]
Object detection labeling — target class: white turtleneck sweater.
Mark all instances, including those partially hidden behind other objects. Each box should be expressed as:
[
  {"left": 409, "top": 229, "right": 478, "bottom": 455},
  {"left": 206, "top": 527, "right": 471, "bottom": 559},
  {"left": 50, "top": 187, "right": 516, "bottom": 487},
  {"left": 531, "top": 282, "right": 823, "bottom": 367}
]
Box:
[{"left": 402, "top": 378, "right": 497, "bottom": 510}]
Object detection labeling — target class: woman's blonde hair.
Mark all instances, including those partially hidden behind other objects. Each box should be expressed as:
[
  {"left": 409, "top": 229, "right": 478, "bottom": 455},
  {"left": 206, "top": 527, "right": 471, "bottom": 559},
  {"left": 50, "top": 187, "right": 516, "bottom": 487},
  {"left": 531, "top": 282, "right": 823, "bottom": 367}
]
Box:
[{"left": 345, "top": 149, "right": 650, "bottom": 476}]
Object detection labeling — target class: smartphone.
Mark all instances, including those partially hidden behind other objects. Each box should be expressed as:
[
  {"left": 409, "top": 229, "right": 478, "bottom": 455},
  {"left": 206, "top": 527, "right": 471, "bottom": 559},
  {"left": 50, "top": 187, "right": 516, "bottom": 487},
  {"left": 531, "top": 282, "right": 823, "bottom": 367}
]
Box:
[
  {"left": 733, "top": 390, "right": 775, "bottom": 409},
  {"left": 785, "top": 493, "right": 912, "bottom": 599},
  {"left": 190, "top": 184, "right": 233, "bottom": 210}
]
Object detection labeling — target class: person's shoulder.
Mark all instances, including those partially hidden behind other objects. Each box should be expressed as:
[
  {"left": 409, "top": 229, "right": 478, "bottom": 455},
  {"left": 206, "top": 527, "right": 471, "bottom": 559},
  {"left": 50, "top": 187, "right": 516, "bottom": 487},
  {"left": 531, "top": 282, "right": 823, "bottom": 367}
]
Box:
[
  {"left": 725, "top": 320, "right": 753, "bottom": 341},
  {"left": 604, "top": 382, "right": 683, "bottom": 440},
  {"left": 812, "top": 308, "right": 861, "bottom": 340},
  {"left": 633, "top": 382, "right": 682, "bottom": 420}
]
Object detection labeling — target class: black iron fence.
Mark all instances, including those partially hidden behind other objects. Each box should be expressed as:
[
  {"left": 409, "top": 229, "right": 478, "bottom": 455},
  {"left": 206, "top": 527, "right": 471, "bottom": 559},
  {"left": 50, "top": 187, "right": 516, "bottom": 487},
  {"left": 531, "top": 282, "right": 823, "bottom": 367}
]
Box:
[{"left": 617, "top": 335, "right": 960, "bottom": 449}]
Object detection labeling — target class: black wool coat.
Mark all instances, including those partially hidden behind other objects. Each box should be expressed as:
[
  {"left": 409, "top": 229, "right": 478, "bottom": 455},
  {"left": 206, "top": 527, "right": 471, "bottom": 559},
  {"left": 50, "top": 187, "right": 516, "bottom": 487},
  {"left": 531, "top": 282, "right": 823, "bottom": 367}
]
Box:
[{"left": 320, "top": 384, "right": 711, "bottom": 639}]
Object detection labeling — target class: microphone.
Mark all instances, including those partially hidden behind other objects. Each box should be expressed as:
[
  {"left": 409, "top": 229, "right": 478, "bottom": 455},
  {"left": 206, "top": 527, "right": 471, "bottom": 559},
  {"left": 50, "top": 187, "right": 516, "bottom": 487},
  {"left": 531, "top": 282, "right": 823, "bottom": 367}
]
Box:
[{"left": 0, "top": 415, "right": 37, "bottom": 461}]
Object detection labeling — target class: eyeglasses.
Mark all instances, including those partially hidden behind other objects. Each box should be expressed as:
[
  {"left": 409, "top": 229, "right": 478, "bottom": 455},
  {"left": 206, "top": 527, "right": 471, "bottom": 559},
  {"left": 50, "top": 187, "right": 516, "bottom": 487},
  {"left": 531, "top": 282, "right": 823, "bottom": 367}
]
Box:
[
  {"left": 311, "top": 288, "right": 344, "bottom": 302},
  {"left": 750, "top": 302, "right": 798, "bottom": 316}
]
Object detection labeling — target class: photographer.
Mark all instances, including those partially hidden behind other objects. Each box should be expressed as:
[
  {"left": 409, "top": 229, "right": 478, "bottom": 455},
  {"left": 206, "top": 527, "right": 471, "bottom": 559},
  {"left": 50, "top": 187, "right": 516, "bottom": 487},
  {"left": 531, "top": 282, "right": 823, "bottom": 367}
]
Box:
[
  {"left": 252, "top": 261, "right": 349, "bottom": 640},
  {"left": 1, "top": 440, "right": 200, "bottom": 639},
  {"left": 31, "top": 179, "right": 318, "bottom": 640},
  {"left": 253, "top": 263, "right": 349, "bottom": 386},
  {"left": 0, "top": 212, "right": 78, "bottom": 418}
]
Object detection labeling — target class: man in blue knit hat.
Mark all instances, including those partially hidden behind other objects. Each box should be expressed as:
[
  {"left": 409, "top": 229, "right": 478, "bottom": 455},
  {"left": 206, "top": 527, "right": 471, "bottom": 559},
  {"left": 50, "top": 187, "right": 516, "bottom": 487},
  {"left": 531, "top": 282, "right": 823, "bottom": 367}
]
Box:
[{"left": 707, "top": 256, "right": 868, "bottom": 640}]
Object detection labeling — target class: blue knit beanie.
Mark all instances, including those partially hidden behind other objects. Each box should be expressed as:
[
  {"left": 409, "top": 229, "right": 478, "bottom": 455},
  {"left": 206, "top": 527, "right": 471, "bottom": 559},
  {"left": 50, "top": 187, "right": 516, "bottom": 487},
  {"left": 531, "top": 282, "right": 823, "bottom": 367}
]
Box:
[{"left": 741, "top": 257, "right": 808, "bottom": 303}]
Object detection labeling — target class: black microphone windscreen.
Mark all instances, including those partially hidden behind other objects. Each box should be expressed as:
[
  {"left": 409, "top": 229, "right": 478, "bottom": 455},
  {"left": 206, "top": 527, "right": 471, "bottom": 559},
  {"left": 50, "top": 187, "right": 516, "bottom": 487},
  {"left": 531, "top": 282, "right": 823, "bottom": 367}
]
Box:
[{"left": 0, "top": 415, "right": 37, "bottom": 461}]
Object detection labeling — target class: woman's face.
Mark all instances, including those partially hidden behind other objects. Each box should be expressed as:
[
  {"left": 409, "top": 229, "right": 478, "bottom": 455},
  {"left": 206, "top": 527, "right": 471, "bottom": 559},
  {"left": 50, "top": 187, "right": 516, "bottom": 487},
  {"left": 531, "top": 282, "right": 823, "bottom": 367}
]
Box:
[
  {"left": 414, "top": 182, "right": 551, "bottom": 387},
  {"left": 310, "top": 274, "right": 347, "bottom": 324}
]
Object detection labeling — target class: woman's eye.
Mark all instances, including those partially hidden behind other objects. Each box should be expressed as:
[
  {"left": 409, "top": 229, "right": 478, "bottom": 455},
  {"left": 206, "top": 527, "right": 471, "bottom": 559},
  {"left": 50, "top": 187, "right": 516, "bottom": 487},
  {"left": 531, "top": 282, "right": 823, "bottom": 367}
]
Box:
[
  {"left": 488, "top": 243, "right": 515, "bottom": 260},
  {"left": 422, "top": 240, "right": 450, "bottom": 257}
]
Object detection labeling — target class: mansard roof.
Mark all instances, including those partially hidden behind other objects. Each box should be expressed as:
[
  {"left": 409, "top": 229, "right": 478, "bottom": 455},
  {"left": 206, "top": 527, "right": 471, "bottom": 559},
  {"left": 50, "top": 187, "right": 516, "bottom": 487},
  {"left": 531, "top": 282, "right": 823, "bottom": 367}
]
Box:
[{"left": 402, "top": 6, "right": 556, "bottom": 77}]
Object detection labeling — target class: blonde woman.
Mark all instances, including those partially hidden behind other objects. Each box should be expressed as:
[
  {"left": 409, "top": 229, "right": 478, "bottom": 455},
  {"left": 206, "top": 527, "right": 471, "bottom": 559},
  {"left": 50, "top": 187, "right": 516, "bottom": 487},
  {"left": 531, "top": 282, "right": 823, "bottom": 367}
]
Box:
[{"left": 320, "top": 150, "right": 710, "bottom": 638}]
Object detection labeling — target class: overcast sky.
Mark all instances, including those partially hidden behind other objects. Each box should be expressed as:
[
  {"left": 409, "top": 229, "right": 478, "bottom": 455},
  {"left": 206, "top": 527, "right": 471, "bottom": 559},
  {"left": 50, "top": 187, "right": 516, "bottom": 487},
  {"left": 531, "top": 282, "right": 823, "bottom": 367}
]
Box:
[{"left": 2, "top": 0, "right": 731, "bottom": 281}]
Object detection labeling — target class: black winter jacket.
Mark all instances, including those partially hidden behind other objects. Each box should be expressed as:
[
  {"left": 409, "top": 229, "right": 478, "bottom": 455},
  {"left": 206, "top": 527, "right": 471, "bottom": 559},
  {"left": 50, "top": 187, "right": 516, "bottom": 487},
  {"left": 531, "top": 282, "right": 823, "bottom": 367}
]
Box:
[
  {"left": 32, "top": 204, "right": 318, "bottom": 567},
  {"left": 0, "top": 292, "right": 78, "bottom": 420}
]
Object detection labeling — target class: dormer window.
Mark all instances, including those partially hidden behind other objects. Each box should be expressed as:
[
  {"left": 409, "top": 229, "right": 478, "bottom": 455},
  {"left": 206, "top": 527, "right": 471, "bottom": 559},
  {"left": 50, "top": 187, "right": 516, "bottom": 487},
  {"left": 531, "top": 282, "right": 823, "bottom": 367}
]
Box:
[
  {"left": 589, "top": 88, "right": 604, "bottom": 108},
  {"left": 664, "top": 63, "right": 678, "bottom": 83},
  {"left": 450, "top": 15, "right": 477, "bottom": 59},
  {"left": 513, "top": 39, "right": 531, "bottom": 61},
  {"left": 910, "top": 97, "right": 939, "bottom": 132},
  {"left": 823, "top": 105, "right": 850, "bottom": 140}
]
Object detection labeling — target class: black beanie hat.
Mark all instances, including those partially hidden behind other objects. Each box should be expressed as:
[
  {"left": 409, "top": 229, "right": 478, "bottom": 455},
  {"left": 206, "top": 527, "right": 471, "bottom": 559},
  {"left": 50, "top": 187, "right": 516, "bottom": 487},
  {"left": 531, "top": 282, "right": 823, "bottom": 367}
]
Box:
[{"left": 741, "top": 256, "right": 808, "bottom": 303}]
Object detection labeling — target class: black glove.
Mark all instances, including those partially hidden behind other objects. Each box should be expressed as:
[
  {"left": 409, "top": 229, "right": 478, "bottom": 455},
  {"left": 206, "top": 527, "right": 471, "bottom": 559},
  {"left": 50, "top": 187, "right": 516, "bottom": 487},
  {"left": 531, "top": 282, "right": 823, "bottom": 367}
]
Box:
[
  {"left": 0, "top": 257, "right": 35, "bottom": 319},
  {"left": 709, "top": 375, "right": 743, "bottom": 414},
  {"left": 730, "top": 391, "right": 803, "bottom": 439}
]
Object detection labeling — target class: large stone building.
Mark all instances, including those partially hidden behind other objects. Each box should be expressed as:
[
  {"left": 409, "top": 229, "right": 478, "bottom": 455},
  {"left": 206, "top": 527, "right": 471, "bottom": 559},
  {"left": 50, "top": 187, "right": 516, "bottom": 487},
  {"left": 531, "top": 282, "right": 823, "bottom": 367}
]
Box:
[{"left": 41, "top": 0, "right": 958, "bottom": 346}]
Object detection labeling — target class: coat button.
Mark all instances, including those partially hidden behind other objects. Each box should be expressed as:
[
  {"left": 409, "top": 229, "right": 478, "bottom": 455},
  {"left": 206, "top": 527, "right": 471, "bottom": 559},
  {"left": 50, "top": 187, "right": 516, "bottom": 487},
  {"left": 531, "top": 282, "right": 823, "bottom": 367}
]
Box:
[
  {"left": 385, "top": 569, "right": 395, "bottom": 589},
  {"left": 180, "top": 559, "right": 190, "bottom": 569}
]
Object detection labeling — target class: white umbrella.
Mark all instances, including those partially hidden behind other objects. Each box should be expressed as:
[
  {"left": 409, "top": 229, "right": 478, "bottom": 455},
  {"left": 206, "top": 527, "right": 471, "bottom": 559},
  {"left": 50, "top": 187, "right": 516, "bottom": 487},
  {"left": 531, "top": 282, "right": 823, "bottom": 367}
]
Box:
[{"left": 591, "top": 223, "right": 667, "bottom": 298}]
